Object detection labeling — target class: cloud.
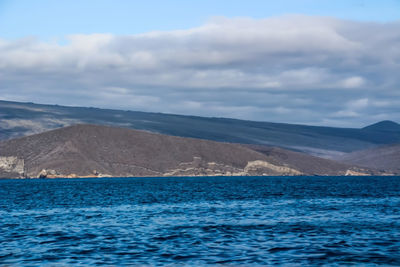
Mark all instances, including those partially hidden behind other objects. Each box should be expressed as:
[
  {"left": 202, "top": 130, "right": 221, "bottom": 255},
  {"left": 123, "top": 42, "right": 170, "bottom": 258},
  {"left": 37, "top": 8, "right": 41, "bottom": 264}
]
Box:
[
  {"left": 0, "top": 15, "right": 399, "bottom": 127},
  {"left": 348, "top": 98, "right": 369, "bottom": 110},
  {"left": 341, "top": 76, "right": 365, "bottom": 88}
]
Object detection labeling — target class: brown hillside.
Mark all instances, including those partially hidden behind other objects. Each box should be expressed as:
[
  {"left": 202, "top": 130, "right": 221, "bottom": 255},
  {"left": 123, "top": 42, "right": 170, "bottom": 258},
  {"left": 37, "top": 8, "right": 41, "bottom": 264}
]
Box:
[
  {"left": 336, "top": 144, "right": 400, "bottom": 174},
  {"left": 0, "top": 124, "right": 375, "bottom": 178},
  {"left": 0, "top": 124, "right": 278, "bottom": 177}
]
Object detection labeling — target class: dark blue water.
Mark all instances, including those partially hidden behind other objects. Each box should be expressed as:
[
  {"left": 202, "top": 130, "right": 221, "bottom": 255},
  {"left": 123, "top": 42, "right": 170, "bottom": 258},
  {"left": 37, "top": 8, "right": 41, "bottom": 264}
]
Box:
[{"left": 1, "top": 176, "right": 400, "bottom": 266}]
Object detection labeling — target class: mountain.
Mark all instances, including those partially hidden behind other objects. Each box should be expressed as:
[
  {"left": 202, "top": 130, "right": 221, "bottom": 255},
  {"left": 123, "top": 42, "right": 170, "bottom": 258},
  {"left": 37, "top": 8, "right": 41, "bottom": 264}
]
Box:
[
  {"left": 362, "top": 120, "right": 400, "bottom": 132},
  {"left": 0, "top": 124, "right": 371, "bottom": 178},
  {"left": 1, "top": 100, "right": 400, "bottom": 158},
  {"left": 335, "top": 144, "right": 400, "bottom": 174}
]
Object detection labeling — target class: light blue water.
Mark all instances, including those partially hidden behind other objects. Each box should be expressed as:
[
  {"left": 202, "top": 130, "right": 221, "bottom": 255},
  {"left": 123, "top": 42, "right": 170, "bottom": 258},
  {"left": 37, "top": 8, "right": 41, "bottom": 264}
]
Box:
[{"left": 1, "top": 176, "right": 400, "bottom": 265}]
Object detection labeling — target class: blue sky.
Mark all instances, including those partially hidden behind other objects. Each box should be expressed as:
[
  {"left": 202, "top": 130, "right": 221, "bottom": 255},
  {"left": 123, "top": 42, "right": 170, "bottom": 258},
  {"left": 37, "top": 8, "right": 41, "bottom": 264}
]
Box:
[
  {"left": 1, "top": 0, "right": 399, "bottom": 40},
  {"left": 0, "top": 1, "right": 399, "bottom": 127}
]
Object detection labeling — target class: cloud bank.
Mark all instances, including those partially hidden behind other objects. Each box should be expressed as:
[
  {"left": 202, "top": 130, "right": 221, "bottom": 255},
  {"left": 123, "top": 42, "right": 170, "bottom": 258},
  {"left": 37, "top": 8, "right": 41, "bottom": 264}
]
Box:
[{"left": 1, "top": 15, "right": 399, "bottom": 127}]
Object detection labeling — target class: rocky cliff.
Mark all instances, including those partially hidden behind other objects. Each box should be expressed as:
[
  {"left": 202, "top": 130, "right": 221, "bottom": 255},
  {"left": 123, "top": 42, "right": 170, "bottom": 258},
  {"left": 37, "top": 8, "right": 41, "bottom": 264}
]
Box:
[{"left": 0, "top": 156, "right": 24, "bottom": 178}]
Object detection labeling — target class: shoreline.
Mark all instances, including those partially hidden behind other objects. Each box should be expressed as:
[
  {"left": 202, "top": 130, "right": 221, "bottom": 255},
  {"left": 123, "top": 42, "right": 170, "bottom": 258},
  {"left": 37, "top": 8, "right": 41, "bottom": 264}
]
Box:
[{"left": 1, "top": 174, "right": 398, "bottom": 180}]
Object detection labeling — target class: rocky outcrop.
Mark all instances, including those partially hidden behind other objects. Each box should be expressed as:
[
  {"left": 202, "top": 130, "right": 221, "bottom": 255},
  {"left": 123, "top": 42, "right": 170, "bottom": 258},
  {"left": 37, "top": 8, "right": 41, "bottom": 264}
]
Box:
[
  {"left": 0, "top": 156, "right": 24, "bottom": 178},
  {"left": 37, "top": 168, "right": 57, "bottom": 178},
  {"left": 30, "top": 157, "right": 303, "bottom": 178},
  {"left": 345, "top": 169, "right": 369, "bottom": 176},
  {"left": 241, "top": 160, "right": 302, "bottom": 176},
  {"left": 163, "top": 157, "right": 243, "bottom": 176},
  {"left": 34, "top": 169, "right": 112, "bottom": 178},
  {"left": 141, "top": 157, "right": 301, "bottom": 177}
]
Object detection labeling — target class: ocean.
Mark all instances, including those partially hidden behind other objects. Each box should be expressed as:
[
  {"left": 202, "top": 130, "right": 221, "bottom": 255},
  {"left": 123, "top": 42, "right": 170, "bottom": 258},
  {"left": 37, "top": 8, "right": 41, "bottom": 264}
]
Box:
[{"left": 1, "top": 176, "right": 400, "bottom": 266}]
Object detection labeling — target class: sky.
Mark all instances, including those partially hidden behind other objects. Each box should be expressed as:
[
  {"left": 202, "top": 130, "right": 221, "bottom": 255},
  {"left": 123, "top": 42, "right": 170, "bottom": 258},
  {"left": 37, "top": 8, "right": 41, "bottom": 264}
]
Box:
[{"left": 0, "top": 0, "right": 400, "bottom": 127}]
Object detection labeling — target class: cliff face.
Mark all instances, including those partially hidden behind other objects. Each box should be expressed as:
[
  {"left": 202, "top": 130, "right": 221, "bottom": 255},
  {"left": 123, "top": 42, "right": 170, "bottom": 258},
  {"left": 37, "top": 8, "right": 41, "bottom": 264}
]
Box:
[
  {"left": 0, "top": 156, "right": 24, "bottom": 178},
  {"left": 0, "top": 124, "right": 373, "bottom": 178}
]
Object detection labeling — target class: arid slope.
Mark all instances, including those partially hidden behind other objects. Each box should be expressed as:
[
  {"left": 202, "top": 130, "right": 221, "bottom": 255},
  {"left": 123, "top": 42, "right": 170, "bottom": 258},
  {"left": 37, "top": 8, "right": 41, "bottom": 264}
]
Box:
[
  {"left": 0, "top": 124, "right": 369, "bottom": 178},
  {"left": 336, "top": 144, "right": 400, "bottom": 174}
]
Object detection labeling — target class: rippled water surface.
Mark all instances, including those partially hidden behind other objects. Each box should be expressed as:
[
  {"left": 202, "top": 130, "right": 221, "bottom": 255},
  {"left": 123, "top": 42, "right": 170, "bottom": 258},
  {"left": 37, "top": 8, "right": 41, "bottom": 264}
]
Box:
[{"left": 1, "top": 176, "right": 400, "bottom": 266}]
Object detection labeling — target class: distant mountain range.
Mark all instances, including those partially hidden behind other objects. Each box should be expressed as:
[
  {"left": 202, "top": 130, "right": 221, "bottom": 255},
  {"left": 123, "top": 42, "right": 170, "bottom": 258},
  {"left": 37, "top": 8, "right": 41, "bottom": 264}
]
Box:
[
  {"left": 0, "top": 124, "right": 377, "bottom": 178},
  {"left": 1, "top": 100, "right": 400, "bottom": 159}
]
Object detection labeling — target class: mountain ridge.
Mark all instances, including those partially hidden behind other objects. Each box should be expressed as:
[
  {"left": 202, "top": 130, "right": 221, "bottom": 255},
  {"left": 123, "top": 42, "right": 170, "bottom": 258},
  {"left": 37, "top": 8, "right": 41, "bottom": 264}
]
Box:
[
  {"left": 362, "top": 120, "right": 400, "bottom": 132},
  {"left": 1, "top": 100, "right": 399, "bottom": 158}
]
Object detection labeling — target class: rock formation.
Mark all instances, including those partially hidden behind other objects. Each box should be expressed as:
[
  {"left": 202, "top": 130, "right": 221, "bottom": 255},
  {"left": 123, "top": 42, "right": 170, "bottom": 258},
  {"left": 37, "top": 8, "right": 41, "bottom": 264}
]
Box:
[{"left": 0, "top": 156, "right": 24, "bottom": 178}]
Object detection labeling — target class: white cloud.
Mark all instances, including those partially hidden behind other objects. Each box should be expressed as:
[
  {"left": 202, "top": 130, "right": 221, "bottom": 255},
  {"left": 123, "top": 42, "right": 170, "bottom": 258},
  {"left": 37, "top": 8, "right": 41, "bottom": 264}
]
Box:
[
  {"left": 0, "top": 15, "right": 399, "bottom": 126},
  {"left": 331, "top": 98, "right": 370, "bottom": 119},
  {"left": 341, "top": 76, "right": 365, "bottom": 88},
  {"left": 331, "top": 110, "right": 359, "bottom": 118},
  {"left": 347, "top": 98, "right": 369, "bottom": 110}
]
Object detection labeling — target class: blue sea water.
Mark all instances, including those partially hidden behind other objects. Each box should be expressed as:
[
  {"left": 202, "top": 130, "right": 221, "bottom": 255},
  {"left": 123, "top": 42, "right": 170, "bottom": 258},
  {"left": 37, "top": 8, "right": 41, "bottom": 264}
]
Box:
[{"left": 0, "top": 176, "right": 400, "bottom": 266}]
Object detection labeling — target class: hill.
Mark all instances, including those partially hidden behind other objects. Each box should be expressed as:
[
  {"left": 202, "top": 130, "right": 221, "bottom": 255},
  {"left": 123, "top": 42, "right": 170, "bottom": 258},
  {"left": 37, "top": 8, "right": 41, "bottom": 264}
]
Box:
[
  {"left": 1, "top": 100, "right": 400, "bottom": 158},
  {"left": 362, "top": 120, "right": 400, "bottom": 132},
  {"left": 335, "top": 144, "right": 400, "bottom": 174},
  {"left": 0, "top": 124, "right": 370, "bottom": 178}
]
